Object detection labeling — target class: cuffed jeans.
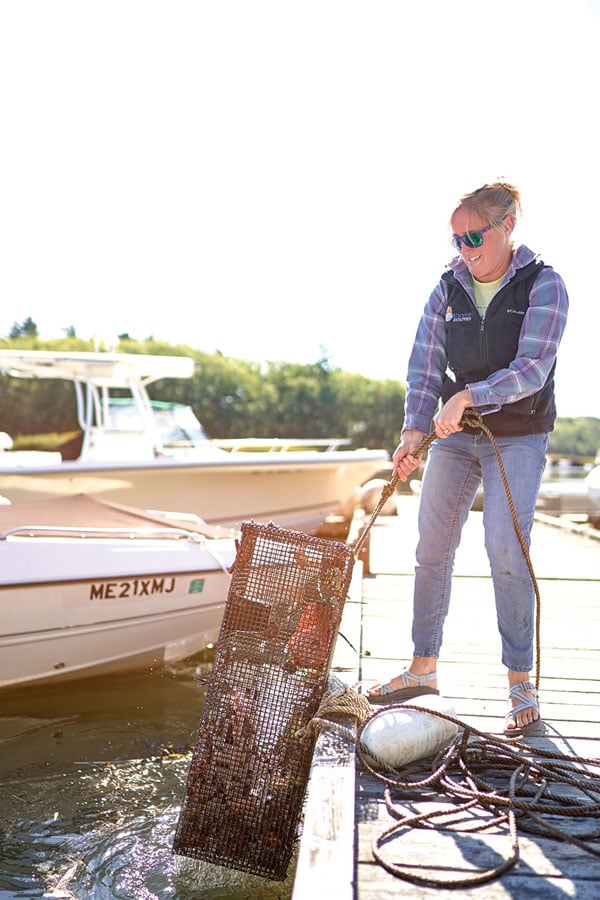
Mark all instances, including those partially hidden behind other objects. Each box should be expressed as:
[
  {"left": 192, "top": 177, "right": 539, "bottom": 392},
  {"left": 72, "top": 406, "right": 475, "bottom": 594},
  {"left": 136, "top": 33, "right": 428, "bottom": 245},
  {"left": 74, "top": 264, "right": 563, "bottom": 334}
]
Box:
[{"left": 412, "top": 430, "right": 549, "bottom": 672}]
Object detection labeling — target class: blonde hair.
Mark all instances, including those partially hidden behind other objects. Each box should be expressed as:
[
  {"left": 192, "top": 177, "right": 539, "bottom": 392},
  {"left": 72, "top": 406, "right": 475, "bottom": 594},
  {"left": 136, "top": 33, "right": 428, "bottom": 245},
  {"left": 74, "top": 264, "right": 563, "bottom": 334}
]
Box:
[{"left": 455, "top": 182, "right": 522, "bottom": 226}]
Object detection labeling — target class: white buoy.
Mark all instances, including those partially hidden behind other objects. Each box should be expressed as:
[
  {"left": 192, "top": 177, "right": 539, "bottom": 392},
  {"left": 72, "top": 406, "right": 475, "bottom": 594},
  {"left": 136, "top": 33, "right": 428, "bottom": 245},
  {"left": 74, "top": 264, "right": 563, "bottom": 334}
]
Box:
[{"left": 359, "top": 693, "right": 458, "bottom": 770}]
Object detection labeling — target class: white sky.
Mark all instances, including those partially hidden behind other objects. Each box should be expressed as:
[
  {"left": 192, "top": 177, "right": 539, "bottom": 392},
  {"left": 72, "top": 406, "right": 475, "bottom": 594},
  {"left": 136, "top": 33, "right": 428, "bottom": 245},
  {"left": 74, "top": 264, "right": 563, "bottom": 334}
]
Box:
[{"left": 1, "top": 0, "right": 599, "bottom": 418}]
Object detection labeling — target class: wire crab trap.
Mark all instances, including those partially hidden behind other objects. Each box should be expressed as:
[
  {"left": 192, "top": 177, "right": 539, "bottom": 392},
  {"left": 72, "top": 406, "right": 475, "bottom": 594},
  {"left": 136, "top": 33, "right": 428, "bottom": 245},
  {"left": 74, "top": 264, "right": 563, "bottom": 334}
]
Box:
[{"left": 172, "top": 519, "right": 355, "bottom": 881}]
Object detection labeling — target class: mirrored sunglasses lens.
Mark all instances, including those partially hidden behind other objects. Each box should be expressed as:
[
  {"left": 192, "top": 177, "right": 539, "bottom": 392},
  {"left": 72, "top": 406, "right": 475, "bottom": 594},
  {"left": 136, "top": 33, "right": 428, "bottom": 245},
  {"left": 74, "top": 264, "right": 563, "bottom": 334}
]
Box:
[
  {"left": 451, "top": 235, "right": 461, "bottom": 250},
  {"left": 465, "top": 231, "right": 484, "bottom": 248}
]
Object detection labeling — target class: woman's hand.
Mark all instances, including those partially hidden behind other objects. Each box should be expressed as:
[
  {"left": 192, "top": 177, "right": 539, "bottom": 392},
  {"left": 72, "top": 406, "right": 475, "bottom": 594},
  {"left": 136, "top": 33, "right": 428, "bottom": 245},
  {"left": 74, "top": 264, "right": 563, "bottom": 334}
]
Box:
[
  {"left": 433, "top": 389, "right": 473, "bottom": 438},
  {"left": 392, "top": 429, "right": 427, "bottom": 482}
]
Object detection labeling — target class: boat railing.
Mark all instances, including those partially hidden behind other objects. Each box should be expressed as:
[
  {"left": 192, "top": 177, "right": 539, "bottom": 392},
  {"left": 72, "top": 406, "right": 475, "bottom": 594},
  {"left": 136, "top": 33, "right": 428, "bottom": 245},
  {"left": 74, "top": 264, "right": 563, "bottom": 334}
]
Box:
[
  {"left": 211, "top": 437, "right": 353, "bottom": 453},
  {"left": 0, "top": 525, "right": 212, "bottom": 542}
]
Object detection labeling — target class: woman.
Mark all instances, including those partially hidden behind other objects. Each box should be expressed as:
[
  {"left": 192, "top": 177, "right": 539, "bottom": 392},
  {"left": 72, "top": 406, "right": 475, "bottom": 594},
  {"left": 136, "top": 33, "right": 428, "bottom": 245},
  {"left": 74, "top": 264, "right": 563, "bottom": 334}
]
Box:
[{"left": 367, "top": 182, "right": 569, "bottom": 736}]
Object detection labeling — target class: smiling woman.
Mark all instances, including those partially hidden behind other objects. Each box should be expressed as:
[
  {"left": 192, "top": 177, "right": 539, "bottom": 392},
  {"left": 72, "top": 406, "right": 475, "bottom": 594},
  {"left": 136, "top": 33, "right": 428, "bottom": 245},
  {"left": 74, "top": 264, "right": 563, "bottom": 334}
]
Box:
[
  {"left": 449, "top": 185, "right": 519, "bottom": 285},
  {"left": 367, "top": 180, "right": 570, "bottom": 740}
]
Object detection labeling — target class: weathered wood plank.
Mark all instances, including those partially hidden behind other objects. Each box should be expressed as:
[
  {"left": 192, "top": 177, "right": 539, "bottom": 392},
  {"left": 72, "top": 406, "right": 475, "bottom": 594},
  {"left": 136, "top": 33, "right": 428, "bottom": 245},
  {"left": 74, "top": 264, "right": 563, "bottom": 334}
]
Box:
[
  {"left": 292, "top": 555, "right": 364, "bottom": 899},
  {"left": 292, "top": 720, "right": 357, "bottom": 900},
  {"left": 357, "top": 817, "right": 600, "bottom": 877},
  {"left": 354, "top": 867, "right": 600, "bottom": 899}
]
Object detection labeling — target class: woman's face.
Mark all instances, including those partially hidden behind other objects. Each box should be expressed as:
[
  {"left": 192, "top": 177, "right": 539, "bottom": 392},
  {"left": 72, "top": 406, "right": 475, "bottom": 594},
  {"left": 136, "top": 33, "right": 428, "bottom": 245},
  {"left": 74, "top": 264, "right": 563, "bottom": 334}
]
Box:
[{"left": 450, "top": 207, "right": 515, "bottom": 283}]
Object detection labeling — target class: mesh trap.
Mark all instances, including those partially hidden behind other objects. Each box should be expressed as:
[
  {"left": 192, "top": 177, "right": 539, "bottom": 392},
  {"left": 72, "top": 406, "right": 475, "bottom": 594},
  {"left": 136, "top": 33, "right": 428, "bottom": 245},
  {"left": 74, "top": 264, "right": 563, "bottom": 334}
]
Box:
[{"left": 172, "top": 520, "right": 355, "bottom": 880}]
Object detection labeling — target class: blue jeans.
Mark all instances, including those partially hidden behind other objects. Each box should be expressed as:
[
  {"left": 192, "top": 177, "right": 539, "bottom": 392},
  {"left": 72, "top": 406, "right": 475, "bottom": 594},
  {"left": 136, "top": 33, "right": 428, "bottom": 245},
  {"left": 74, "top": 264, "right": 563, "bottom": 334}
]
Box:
[{"left": 412, "top": 430, "right": 549, "bottom": 672}]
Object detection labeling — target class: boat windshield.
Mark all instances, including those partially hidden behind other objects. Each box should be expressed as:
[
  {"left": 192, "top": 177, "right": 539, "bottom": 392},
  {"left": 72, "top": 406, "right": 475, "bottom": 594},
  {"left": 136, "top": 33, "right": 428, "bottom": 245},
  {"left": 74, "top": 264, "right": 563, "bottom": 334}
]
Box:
[{"left": 107, "top": 401, "right": 211, "bottom": 447}]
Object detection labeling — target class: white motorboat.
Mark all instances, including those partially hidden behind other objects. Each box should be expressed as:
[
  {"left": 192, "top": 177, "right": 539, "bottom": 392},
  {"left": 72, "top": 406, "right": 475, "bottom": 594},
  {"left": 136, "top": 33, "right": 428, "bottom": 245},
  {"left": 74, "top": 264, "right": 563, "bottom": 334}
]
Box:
[
  {"left": 0, "top": 350, "right": 389, "bottom": 532},
  {"left": 585, "top": 464, "right": 600, "bottom": 528},
  {"left": 0, "top": 494, "right": 238, "bottom": 689}
]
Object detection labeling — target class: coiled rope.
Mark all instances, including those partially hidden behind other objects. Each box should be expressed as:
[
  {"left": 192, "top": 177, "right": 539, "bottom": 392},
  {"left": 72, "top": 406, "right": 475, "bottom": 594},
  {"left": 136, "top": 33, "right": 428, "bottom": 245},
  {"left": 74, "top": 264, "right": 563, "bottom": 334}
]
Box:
[
  {"left": 295, "top": 679, "right": 373, "bottom": 743},
  {"left": 357, "top": 705, "right": 600, "bottom": 888},
  {"left": 301, "top": 687, "right": 600, "bottom": 888}
]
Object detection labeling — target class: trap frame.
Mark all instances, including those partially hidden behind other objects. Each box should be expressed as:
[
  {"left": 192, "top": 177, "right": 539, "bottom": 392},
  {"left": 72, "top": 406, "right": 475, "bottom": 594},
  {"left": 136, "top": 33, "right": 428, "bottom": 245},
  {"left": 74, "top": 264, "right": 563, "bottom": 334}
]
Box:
[{"left": 172, "top": 519, "right": 355, "bottom": 880}]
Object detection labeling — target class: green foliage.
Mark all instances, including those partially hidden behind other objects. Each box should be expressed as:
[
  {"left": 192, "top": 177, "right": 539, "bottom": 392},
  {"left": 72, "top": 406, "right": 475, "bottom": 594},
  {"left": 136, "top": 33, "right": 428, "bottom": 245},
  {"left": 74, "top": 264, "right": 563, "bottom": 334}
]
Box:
[
  {"left": 549, "top": 418, "right": 600, "bottom": 461},
  {"left": 9, "top": 317, "right": 38, "bottom": 339},
  {"left": 12, "top": 431, "right": 81, "bottom": 451},
  {"left": 0, "top": 376, "right": 79, "bottom": 436}
]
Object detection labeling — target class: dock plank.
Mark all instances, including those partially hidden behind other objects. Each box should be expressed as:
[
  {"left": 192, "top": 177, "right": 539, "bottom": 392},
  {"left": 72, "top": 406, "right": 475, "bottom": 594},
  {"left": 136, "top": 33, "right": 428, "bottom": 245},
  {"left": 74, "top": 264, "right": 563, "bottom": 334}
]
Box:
[
  {"left": 357, "top": 819, "right": 600, "bottom": 877},
  {"left": 291, "top": 558, "right": 363, "bottom": 900},
  {"left": 292, "top": 720, "right": 357, "bottom": 900},
  {"left": 354, "top": 869, "right": 600, "bottom": 899}
]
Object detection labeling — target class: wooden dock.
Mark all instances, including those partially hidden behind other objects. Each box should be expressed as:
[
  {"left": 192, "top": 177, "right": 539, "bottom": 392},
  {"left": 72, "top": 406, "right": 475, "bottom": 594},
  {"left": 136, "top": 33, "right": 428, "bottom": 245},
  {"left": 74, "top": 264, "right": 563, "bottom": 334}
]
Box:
[{"left": 293, "top": 495, "right": 600, "bottom": 898}]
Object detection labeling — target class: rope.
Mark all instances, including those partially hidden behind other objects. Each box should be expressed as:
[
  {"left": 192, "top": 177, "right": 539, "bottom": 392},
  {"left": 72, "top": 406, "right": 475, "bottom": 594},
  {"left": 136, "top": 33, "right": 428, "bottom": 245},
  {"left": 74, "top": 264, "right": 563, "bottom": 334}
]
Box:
[
  {"left": 299, "top": 686, "right": 600, "bottom": 887},
  {"left": 295, "top": 681, "right": 373, "bottom": 743},
  {"left": 355, "top": 704, "right": 600, "bottom": 888},
  {"left": 461, "top": 410, "right": 542, "bottom": 689},
  {"left": 351, "top": 408, "right": 542, "bottom": 690},
  {"left": 350, "top": 428, "right": 436, "bottom": 557}
]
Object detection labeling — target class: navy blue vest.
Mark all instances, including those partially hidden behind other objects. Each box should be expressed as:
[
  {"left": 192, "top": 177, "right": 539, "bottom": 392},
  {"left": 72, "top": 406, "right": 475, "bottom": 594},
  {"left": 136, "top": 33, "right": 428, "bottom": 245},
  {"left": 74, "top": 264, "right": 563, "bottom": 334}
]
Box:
[{"left": 441, "top": 260, "right": 556, "bottom": 435}]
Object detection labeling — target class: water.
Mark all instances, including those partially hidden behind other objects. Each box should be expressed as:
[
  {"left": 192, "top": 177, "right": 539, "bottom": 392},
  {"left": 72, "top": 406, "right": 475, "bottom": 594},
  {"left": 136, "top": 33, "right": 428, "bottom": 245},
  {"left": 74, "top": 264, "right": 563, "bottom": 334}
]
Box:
[{"left": 0, "top": 655, "right": 295, "bottom": 899}]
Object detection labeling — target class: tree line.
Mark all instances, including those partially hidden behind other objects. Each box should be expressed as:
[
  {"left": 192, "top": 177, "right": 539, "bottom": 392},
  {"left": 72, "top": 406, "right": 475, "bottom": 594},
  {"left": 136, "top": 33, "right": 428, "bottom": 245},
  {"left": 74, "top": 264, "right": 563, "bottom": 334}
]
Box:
[{"left": 1, "top": 332, "right": 598, "bottom": 460}]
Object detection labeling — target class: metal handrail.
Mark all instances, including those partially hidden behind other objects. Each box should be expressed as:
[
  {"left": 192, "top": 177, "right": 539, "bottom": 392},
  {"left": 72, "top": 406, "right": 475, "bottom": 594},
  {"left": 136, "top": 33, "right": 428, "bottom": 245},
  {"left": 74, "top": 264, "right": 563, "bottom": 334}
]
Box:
[{"left": 0, "top": 524, "right": 205, "bottom": 542}]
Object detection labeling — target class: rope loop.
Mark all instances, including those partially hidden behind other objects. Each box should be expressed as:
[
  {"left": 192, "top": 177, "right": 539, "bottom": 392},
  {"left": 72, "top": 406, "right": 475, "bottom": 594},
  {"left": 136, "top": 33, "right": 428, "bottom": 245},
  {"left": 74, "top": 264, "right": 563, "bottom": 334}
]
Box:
[{"left": 295, "top": 681, "right": 372, "bottom": 743}]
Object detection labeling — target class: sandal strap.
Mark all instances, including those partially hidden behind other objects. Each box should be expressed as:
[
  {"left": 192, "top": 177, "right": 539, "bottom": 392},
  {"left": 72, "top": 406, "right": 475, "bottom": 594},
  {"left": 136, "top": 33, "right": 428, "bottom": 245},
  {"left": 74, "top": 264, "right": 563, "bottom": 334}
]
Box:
[
  {"left": 378, "top": 669, "right": 437, "bottom": 696},
  {"left": 509, "top": 680, "right": 537, "bottom": 699},
  {"left": 506, "top": 681, "right": 540, "bottom": 722},
  {"left": 399, "top": 668, "right": 437, "bottom": 688}
]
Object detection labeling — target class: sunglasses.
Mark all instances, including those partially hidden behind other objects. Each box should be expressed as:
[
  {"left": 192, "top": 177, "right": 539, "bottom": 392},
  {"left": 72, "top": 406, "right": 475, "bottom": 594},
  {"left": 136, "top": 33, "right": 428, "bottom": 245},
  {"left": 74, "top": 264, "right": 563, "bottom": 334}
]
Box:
[{"left": 451, "top": 223, "right": 494, "bottom": 251}]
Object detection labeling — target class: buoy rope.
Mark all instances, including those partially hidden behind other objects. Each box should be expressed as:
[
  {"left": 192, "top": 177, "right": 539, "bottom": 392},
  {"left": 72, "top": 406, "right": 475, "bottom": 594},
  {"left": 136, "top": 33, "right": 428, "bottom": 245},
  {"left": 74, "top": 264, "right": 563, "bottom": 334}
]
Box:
[
  {"left": 295, "top": 681, "right": 373, "bottom": 743},
  {"left": 355, "top": 704, "right": 600, "bottom": 888},
  {"left": 351, "top": 408, "right": 542, "bottom": 689}
]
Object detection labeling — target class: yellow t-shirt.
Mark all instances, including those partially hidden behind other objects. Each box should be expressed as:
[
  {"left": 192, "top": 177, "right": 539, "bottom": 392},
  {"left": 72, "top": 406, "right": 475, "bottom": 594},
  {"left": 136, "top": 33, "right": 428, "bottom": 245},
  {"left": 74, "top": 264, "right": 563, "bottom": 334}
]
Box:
[{"left": 473, "top": 275, "right": 504, "bottom": 318}]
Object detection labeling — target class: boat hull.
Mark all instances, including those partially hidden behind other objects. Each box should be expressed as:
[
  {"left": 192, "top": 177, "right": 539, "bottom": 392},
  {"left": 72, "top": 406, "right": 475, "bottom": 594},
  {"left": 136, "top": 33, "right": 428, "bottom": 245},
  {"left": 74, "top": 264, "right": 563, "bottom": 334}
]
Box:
[
  {"left": 0, "top": 451, "right": 388, "bottom": 531},
  {"left": 0, "top": 536, "right": 235, "bottom": 689},
  {"left": 586, "top": 464, "right": 600, "bottom": 526}
]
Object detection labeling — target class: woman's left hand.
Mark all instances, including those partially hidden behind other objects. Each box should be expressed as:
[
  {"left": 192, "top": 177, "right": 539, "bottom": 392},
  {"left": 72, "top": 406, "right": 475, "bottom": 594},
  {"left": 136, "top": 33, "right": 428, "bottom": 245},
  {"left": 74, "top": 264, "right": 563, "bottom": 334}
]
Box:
[{"left": 434, "top": 389, "right": 473, "bottom": 438}]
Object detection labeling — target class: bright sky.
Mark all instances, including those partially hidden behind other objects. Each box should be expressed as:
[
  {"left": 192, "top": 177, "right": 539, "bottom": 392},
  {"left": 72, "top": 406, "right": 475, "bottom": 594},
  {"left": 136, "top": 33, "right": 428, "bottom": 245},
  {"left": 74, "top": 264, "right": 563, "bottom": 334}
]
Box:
[{"left": 2, "top": 0, "right": 599, "bottom": 418}]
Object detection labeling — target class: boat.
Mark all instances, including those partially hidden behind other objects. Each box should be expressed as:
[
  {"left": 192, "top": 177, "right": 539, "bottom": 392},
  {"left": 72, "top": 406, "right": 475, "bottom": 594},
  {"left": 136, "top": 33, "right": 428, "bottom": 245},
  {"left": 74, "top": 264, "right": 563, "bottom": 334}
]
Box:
[
  {"left": 0, "top": 493, "right": 238, "bottom": 689},
  {"left": 534, "top": 478, "right": 591, "bottom": 517},
  {"left": 0, "top": 350, "right": 389, "bottom": 532},
  {"left": 585, "top": 464, "right": 600, "bottom": 528},
  {"left": 409, "top": 470, "right": 592, "bottom": 518}
]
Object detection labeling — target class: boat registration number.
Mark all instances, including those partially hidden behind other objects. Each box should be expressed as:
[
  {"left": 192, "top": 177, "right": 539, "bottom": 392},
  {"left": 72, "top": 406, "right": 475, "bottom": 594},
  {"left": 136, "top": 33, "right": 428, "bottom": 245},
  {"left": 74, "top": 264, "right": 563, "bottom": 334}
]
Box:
[{"left": 90, "top": 577, "right": 205, "bottom": 600}]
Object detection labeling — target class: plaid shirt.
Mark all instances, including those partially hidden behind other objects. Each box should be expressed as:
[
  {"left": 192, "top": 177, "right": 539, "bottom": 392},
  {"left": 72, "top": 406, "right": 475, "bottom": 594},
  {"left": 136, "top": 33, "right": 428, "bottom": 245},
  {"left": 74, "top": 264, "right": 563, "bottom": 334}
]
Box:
[{"left": 403, "top": 244, "right": 569, "bottom": 435}]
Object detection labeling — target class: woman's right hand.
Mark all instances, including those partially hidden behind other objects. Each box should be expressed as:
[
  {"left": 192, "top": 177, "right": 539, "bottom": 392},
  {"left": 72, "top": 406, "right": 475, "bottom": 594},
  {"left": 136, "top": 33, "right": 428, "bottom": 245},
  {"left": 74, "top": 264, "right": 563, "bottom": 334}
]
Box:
[{"left": 392, "top": 429, "right": 427, "bottom": 482}]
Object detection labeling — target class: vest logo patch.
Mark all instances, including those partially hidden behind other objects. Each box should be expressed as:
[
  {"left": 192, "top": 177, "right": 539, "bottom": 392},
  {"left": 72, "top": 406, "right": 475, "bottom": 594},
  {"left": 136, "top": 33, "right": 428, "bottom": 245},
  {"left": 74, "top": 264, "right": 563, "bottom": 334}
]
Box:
[
  {"left": 446, "top": 309, "right": 472, "bottom": 323},
  {"left": 506, "top": 308, "right": 526, "bottom": 316}
]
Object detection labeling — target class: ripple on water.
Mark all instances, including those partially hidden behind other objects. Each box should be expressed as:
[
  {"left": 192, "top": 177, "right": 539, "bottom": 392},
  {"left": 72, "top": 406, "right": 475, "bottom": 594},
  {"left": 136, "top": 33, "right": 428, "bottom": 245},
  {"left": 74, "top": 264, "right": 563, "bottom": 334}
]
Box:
[
  {"left": 0, "top": 657, "right": 296, "bottom": 899},
  {"left": 1, "top": 755, "right": 296, "bottom": 898}
]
